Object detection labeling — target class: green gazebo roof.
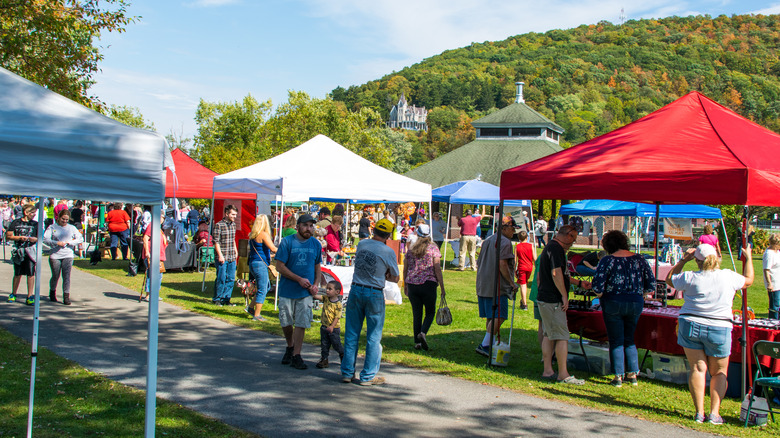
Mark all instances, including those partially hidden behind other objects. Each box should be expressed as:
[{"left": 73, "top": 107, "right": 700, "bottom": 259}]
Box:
[
  {"left": 404, "top": 139, "right": 563, "bottom": 187},
  {"left": 473, "top": 102, "right": 564, "bottom": 132}
]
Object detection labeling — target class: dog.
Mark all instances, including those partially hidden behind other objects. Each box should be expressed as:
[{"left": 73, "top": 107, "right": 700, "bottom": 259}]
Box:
[{"left": 236, "top": 278, "right": 257, "bottom": 311}]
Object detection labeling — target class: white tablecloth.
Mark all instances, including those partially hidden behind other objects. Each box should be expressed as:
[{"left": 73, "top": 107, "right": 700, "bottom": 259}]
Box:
[{"left": 325, "top": 265, "right": 403, "bottom": 304}]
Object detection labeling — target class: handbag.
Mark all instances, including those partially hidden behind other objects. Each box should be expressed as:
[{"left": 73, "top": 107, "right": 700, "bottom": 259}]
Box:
[
  {"left": 435, "top": 295, "right": 453, "bottom": 326},
  {"left": 24, "top": 245, "right": 37, "bottom": 260}
]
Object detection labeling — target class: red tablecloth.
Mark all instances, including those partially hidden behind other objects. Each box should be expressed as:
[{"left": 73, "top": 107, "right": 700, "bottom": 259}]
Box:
[{"left": 567, "top": 306, "right": 780, "bottom": 373}]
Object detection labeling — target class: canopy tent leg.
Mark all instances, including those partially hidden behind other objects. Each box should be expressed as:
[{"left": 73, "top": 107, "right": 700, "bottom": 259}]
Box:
[
  {"left": 654, "top": 203, "right": 663, "bottom": 308},
  {"left": 144, "top": 203, "right": 162, "bottom": 437},
  {"left": 25, "top": 197, "right": 45, "bottom": 438},
  {"left": 529, "top": 204, "right": 536, "bottom": 249},
  {"left": 275, "top": 196, "right": 285, "bottom": 311},
  {"left": 721, "top": 217, "right": 736, "bottom": 271},
  {"left": 201, "top": 195, "right": 216, "bottom": 292},
  {"left": 442, "top": 203, "right": 452, "bottom": 269},
  {"left": 739, "top": 206, "right": 749, "bottom": 398}
]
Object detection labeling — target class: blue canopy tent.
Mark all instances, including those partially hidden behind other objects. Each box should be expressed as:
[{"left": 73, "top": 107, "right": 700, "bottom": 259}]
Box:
[
  {"left": 559, "top": 199, "right": 722, "bottom": 218},
  {"left": 559, "top": 199, "right": 732, "bottom": 279},
  {"left": 432, "top": 179, "right": 532, "bottom": 268}
]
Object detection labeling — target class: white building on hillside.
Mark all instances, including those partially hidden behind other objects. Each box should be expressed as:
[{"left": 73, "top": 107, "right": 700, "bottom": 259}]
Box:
[{"left": 387, "top": 93, "right": 427, "bottom": 131}]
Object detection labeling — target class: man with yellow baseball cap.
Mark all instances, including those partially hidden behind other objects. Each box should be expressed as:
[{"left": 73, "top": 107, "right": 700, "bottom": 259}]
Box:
[{"left": 341, "top": 217, "right": 399, "bottom": 386}]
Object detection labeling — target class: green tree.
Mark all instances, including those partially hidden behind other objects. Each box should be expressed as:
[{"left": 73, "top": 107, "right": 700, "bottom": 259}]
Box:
[
  {"left": 191, "top": 95, "right": 273, "bottom": 174},
  {"left": 0, "top": 0, "right": 134, "bottom": 108},
  {"left": 107, "top": 105, "right": 155, "bottom": 131}
]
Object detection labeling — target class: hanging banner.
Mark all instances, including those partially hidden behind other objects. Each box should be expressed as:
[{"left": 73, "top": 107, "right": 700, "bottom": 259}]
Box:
[{"left": 663, "top": 217, "right": 692, "bottom": 240}]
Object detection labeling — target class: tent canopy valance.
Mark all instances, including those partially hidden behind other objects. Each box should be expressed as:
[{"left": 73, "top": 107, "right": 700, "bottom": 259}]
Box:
[
  {"left": 0, "top": 67, "right": 172, "bottom": 203},
  {"left": 432, "top": 179, "right": 530, "bottom": 207},
  {"left": 212, "top": 135, "right": 431, "bottom": 203},
  {"left": 559, "top": 199, "right": 722, "bottom": 219}
]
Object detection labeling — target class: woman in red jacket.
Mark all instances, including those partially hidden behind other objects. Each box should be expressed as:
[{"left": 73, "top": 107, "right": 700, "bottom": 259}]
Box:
[{"left": 325, "top": 215, "right": 344, "bottom": 264}]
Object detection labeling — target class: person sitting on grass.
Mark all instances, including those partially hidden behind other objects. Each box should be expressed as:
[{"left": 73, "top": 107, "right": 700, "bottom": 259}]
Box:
[{"left": 314, "top": 281, "right": 345, "bottom": 369}]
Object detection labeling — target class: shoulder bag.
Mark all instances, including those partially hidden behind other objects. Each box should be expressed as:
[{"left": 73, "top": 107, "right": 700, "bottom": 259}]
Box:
[{"left": 435, "top": 295, "right": 453, "bottom": 326}]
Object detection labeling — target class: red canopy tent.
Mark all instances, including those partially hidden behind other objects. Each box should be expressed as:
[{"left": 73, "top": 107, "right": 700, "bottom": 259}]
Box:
[
  {"left": 500, "top": 91, "right": 780, "bottom": 206},
  {"left": 166, "top": 148, "right": 255, "bottom": 200},
  {"left": 500, "top": 91, "right": 780, "bottom": 396}
]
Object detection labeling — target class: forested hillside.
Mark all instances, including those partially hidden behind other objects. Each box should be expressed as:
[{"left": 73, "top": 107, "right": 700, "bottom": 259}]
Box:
[{"left": 332, "top": 14, "right": 780, "bottom": 155}]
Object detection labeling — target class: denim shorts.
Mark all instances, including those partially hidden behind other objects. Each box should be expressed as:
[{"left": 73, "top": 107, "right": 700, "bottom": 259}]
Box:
[
  {"left": 478, "top": 295, "right": 509, "bottom": 320},
  {"left": 677, "top": 318, "right": 732, "bottom": 358}
]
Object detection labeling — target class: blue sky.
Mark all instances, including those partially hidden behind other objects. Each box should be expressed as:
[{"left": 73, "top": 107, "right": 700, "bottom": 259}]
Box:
[{"left": 90, "top": 0, "right": 780, "bottom": 142}]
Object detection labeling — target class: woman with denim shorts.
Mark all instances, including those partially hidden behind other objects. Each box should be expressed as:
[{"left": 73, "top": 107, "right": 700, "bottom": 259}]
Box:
[
  {"left": 666, "top": 243, "right": 754, "bottom": 425},
  {"left": 248, "top": 214, "right": 277, "bottom": 322},
  {"left": 591, "top": 230, "right": 655, "bottom": 388}
]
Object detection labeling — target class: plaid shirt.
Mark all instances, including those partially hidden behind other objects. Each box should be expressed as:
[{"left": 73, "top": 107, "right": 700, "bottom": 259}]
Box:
[{"left": 213, "top": 218, "right": 237, "bottom": 262}]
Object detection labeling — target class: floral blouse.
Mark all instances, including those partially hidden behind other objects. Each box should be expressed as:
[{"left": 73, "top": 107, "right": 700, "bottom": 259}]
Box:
[
  {"left": 591, "top": 254, "right": 656, "bottom": 303},
  {"left": 405, "top": 243, "right": 441, "bottom": 285}
]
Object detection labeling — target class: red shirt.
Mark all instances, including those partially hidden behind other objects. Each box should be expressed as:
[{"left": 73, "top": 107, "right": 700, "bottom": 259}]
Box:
[
  {"left": 515, "top": 242, "right": 535, "bottom": 272},
  {"left": 458, "top": 215, "right": 481, "bottom": 236},
  {"left": 143, "top": 225, "right": 167, "bottom": 261},
  {"left": 106, "top": 209, "right": 130, "bottom": 233}
]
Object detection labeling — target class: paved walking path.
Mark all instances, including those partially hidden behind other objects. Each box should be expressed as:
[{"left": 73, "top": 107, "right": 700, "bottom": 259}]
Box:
[{"left": 0, "top": 260, "right": 713, "bottom": 437}]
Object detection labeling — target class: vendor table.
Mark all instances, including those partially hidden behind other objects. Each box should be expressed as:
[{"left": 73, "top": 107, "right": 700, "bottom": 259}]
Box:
[
  {"left": 131, "top": 239, "right": 197, "bottom": 270},
  {"left": 567, "top": 306, "right": 780, "bottom": 373},
  {"left": 325, "top": 265, "right": 403, "bottom": 304}
]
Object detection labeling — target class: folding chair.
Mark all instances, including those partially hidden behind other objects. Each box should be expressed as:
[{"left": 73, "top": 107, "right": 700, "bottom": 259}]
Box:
[
  {"left": 197, "top": 246, "right": 215, "bottom": 273},
  {"left": 744, "top": 340, "right": 780, "bottom": 427}
]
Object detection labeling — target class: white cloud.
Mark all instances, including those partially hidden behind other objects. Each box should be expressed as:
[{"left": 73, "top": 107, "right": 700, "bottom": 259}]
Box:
[
  {"left": 302, "top": 0, "right": 687, "bottom": 61},
  {"left": 752, "top": 4, "right": 780, "bottom": 14}
]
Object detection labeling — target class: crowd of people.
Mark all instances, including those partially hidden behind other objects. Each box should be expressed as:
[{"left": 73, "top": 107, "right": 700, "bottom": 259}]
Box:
[{"left": 3, "top": 196, "right": 769, "bottom": 423}]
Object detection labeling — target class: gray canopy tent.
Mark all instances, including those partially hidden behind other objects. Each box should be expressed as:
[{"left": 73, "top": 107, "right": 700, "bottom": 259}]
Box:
[{"left": 0, "top": 67, "right": 172, "bottom": 437}]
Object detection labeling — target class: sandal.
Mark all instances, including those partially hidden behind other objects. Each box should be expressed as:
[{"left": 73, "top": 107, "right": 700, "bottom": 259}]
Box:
[
  {"left": 541, "top": 374, "right": 557, "bottom": 381},
  {"left": 558, "top": 375, "right": 585, "bottom": 385}
]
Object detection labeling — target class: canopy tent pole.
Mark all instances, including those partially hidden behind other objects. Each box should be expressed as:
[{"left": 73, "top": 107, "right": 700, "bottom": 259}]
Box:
[
  {"left": 442, "top": 203, "right": 452, "bottom": 269},
  {"left": 721, "top": 217, "right": 736, "bottom": 271},
  {"left": 654, "top": 203, "right": 663, "bottom": 308},
  {"left": 488, "top": 201, "right": 505, "bottom": 365},
  {"left": 201, "top": 194, "right": 216, "bottom": 292},
  {"left": 274, "top": 192, "right": 285, "bottom": 311},
  {"left": 25, "top": 197, "right": 45, "bottom": 438},
  {"left": 144, "top": 203, "right": 162, "bottom": 438},
  {"left": 529, "top": 204, "right": 536, "bottom": 249},
  {"left": 739, "top": 207, "right": 749, "bottom": 398}
]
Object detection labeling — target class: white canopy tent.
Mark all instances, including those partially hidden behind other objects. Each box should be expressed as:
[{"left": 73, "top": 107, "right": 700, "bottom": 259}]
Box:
[
  {"left": 0, "top": 67, "right": 172, "bottom": 438},
  {"left": 213, "top": 134, "right": 432, "bottom": 203},
  {"left": 209, "top": 134, "right": 433, "bottom": 300}
]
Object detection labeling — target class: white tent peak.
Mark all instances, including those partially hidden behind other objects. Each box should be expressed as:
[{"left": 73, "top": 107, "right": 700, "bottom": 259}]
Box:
[{"left": 214, "top": 134, "right": 431, "bottom": 202}]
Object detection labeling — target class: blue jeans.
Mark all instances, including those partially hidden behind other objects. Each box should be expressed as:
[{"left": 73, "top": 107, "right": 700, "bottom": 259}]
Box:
[
  {"left": 536, "top": 235, "right": 545, "bottom": 246},
  {"left": 341, "top": 284, "right": 385, "bottom": 382},
  {"left": 109, "top": 229, "right": 130, "bottom": 259},
  {"left": 213, "top": 260, "right": 236, "bottom": 303},
  {"left": 769, "top": 290, "right": 780, "bottom": 320},
  {"left": 248, "top": 259, "right": 271, "bottom": 304},
  {"left": 187, "top": 222, "right": 198, "bottom": 236},
  {"left": 601, "top": 300, "right": 643, "bottom": 376},
  {"left": 575, "top": 265, "right": 597, "bottom": 276}
]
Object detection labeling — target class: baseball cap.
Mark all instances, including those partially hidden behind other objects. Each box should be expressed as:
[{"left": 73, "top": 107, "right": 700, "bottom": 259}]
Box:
[
  {"left": 297, "top": 213, "right": 316, "bottom": 225},
  {"left": 694, "top": 244, "right": 717, "bottom": 260},
  {"left": 416, "top": 224, "right": 431, "bottom": 237},
  {"left": 374, "top": 218, "right": 394, "bottom": 234},
  {"left": 502, "top": 216, "right": 518, "bottom": 228}
]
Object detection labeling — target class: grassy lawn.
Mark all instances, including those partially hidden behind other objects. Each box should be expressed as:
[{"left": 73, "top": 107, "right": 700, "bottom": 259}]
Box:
[
  {"left": 0, "top": 327, "right": 259, "bottom": 437},
  {"left": 55, "top": 248, "right": 780, "bottom": 436}
]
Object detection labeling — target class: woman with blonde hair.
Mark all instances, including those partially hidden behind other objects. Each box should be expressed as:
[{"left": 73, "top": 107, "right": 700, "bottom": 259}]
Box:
[
  {"left": 248, "top": 214, "right": 277, "bottom": 321},
  {"left": 762, "top": 233, "right": 780, "bottom": 319},
  {"left": 403, "top": 224, "right": 445, "bottom": 350},
  {"left": 281, "top": 214, "right": 296, "bottom": 238},
  {"left": 666, "top": 244, "right": 753, "bottom": 425}
]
